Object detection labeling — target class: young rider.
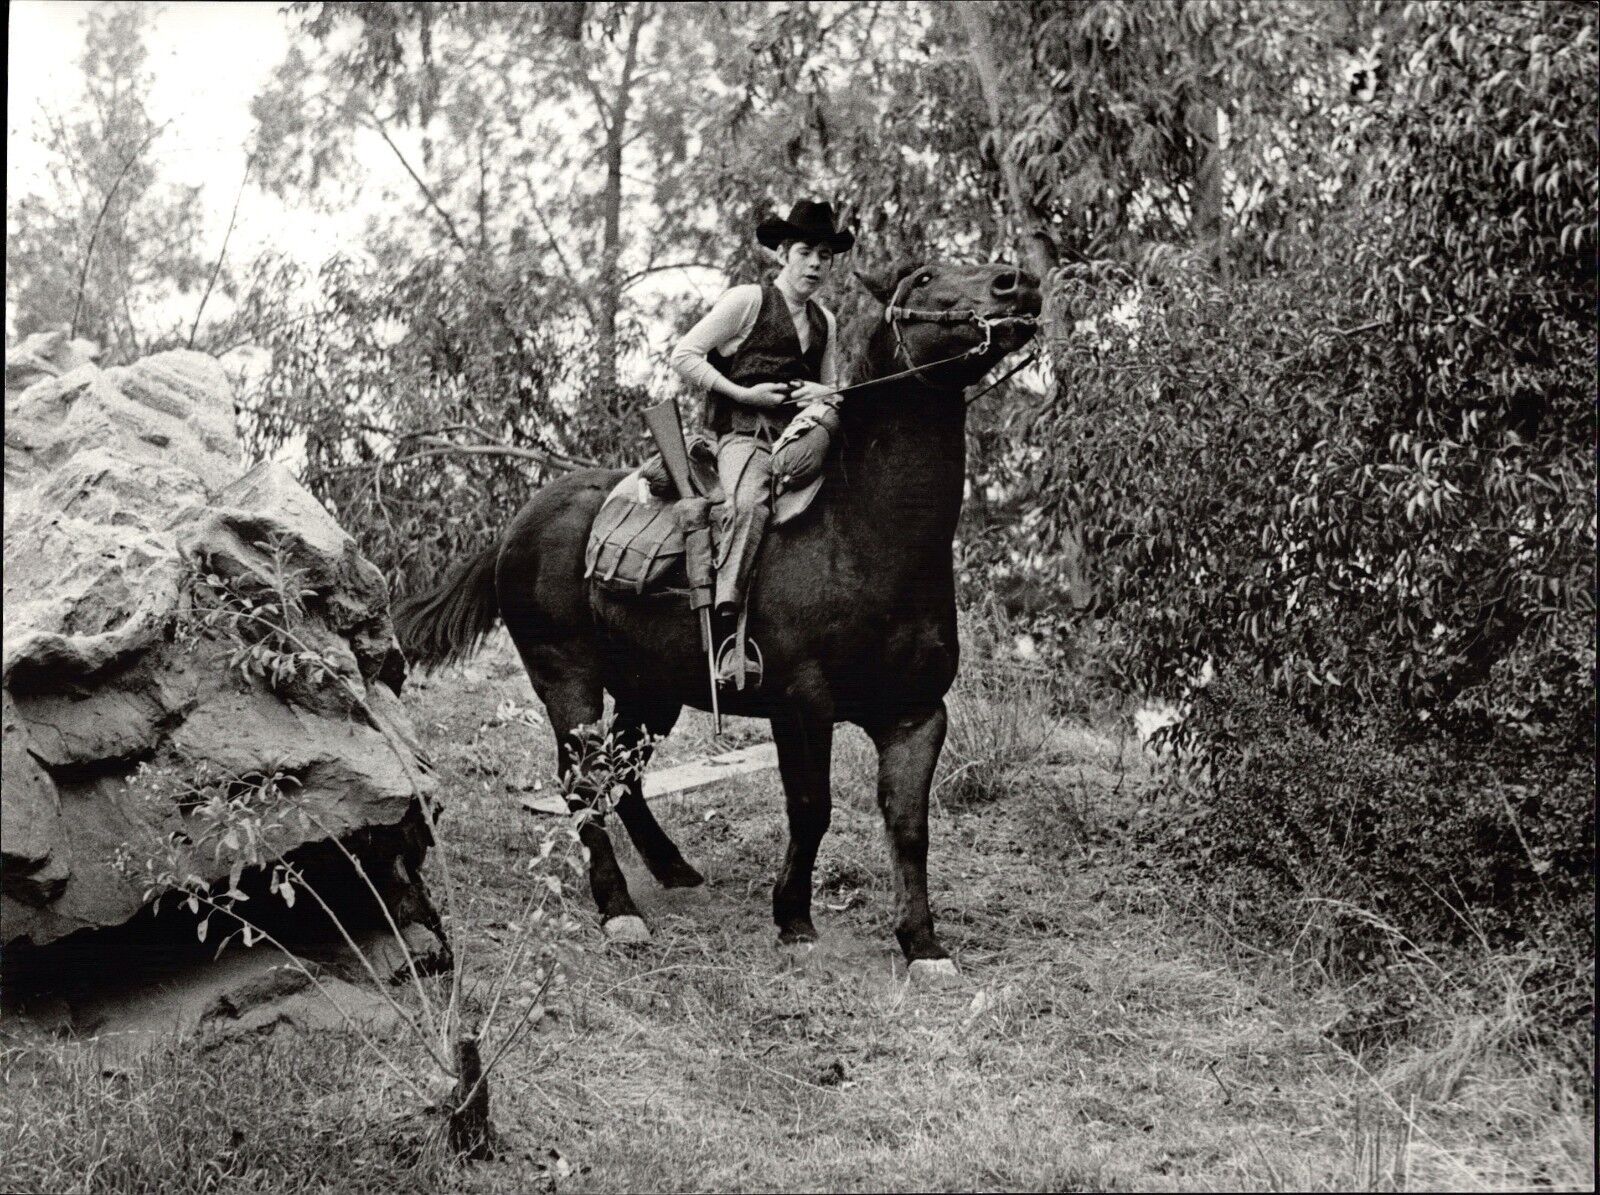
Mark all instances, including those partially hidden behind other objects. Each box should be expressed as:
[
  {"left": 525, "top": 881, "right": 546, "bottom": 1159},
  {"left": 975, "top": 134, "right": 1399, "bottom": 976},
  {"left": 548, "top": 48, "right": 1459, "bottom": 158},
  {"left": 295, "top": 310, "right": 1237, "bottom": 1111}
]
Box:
[{"left": 670, "top": 200, "right": 853, "bottom": 685}]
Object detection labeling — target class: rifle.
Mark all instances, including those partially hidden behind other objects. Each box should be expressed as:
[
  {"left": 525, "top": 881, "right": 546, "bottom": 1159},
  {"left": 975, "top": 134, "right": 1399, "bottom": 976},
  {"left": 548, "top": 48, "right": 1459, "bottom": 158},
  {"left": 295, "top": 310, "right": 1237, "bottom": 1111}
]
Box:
[{"left": 641, "top": 400, "right": 721, "bottom": 735}]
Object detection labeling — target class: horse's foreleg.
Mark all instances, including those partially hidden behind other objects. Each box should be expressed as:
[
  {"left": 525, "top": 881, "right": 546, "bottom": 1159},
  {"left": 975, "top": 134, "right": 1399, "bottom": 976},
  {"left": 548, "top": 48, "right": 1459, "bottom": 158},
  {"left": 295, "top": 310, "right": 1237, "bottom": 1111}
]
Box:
[
  {"left": 868, "top": 703, "right": 952, "bottom": 969},
  {"left": 771, "top": 708, "right": 834, "bottom": 945},
  {"left": 613, "top": 701, "right": 704, "bottom": 889}
]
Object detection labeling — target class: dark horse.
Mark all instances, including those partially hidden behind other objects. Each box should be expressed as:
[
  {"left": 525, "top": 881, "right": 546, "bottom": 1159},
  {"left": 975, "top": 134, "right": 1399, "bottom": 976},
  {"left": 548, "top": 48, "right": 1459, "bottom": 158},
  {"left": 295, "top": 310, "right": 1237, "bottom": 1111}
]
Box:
[{"left": 395, "top": 259, "right": 1041, "bottom": 981}]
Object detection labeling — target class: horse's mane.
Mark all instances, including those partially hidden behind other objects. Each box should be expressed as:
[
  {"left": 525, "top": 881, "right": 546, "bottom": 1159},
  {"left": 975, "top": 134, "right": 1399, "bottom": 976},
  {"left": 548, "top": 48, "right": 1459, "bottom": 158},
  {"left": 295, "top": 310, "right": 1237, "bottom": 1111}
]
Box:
[{"left": 835, "top": 296, "right": 885, "bottom": 387}]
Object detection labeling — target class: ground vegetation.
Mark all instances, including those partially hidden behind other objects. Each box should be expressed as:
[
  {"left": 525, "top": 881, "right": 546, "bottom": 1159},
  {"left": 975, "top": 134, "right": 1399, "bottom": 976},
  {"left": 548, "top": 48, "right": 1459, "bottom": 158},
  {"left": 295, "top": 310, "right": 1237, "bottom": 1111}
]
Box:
[{"left": 5, "top": 0, "right": 1593, "bottom": 1186}]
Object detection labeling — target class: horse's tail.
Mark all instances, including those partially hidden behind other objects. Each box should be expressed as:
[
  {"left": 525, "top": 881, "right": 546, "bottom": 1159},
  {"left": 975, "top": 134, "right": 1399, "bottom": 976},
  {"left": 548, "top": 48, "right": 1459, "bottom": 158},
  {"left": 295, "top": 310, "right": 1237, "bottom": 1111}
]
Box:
[{"left": 393, "top": 540, "right": 502, "bottom": 671}]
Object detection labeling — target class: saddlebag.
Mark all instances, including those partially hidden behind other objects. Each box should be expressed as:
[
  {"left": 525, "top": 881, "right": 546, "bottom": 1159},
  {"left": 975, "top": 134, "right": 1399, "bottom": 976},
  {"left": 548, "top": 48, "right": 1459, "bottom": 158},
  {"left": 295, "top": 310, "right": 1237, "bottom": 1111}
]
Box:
[
  {"left": 584, "top": 473, "right": 726, "bottom": 597},
  {"left": 584, "top": 490, "right": 684, "bottom": 595}
]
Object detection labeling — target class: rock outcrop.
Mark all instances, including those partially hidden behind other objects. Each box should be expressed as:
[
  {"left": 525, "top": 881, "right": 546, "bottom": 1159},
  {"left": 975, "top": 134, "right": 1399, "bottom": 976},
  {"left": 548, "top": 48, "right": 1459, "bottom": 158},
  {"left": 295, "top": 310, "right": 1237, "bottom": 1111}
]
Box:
[{"left": 2, "top": 334, "right": 438, "bottom": 951}]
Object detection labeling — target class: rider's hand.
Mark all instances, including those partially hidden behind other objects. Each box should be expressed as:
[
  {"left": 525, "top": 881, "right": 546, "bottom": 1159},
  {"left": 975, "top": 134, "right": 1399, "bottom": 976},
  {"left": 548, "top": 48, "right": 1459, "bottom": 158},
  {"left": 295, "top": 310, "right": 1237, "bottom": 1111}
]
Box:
[
  {"left": 736, "top": 381, "right": 792, "bottom": 408},
  {"left": 788, "top": 381, "right": 837, "bottom": 405}
]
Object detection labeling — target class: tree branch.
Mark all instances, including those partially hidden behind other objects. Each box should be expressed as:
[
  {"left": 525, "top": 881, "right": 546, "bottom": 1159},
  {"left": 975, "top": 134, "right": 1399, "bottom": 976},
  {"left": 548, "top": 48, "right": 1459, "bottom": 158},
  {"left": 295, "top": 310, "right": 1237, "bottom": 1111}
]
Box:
[
  {"left": 367, "top": 107, "right": 469, "bottom": 253},
  {"left": 305, "top": 437, "right": 599, "bottom": 482},
  {"left": 619, "top": 261, "right": 721, "bottom": 289},
  {"left": 238, "top": 397, "right": 602, "bottom": 473},
  {"left": 71, "top": 119, "right": 171, "bottom": 339},
  {"left": 190, "top": 151, "right": 254, "bottom": 348}
]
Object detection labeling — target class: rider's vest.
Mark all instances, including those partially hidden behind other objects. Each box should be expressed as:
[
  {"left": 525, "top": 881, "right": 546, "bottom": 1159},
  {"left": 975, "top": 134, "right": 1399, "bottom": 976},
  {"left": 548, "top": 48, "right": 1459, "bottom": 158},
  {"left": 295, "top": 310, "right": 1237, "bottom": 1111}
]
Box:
[{"left": 706, "top": 283, "right": 829, "bottom": 439}]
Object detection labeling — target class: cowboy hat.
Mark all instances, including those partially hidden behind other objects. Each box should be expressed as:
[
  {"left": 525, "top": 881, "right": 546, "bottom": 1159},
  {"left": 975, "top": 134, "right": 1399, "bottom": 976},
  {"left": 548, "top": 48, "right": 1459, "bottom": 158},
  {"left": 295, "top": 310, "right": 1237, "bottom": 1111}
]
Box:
[{"left": 755, "top": 200, "right": 855, "bottom": 253}]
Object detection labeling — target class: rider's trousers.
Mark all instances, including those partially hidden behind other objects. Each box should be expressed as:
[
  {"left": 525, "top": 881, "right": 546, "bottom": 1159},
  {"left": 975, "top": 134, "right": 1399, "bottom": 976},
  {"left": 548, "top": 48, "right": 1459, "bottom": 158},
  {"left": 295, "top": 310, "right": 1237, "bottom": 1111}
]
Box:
[{"left": 714, "top": 432, "right": 772, "bottom": 617}]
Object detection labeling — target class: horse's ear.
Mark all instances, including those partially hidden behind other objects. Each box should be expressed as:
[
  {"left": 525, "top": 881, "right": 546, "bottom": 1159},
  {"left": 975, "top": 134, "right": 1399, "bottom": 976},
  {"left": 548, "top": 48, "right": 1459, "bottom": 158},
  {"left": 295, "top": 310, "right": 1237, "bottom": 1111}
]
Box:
[
  {"left": 854, "top": 266, "right": 898, "bottom": 304},
  {"left": 854, "top": 258, "right": 921, "bottom": 305}
]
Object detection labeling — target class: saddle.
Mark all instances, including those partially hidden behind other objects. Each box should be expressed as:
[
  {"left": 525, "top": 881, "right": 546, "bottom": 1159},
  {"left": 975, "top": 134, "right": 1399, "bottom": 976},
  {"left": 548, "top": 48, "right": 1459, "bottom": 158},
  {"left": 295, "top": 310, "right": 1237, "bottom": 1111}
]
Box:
[
  {"left": 584, "top": 407, "right": 838, "bottom": 692},
  {"left": 584, "top": 412, "right": 834, "bottom": 599}
]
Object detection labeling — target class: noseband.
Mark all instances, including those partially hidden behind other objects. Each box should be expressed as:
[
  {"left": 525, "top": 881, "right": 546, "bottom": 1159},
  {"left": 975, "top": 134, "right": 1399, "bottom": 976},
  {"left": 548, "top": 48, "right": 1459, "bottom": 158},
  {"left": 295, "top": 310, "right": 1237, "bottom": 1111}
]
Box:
[{"left": 882, "top": 270, "right": 1040, "bottom": 389}]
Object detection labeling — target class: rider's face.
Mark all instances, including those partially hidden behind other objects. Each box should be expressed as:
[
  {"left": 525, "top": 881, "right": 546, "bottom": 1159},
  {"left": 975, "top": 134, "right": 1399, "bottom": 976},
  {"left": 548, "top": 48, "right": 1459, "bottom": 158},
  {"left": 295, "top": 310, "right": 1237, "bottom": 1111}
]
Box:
[{"left": 779, "top": 242, "right": 834, "bottom": 298}]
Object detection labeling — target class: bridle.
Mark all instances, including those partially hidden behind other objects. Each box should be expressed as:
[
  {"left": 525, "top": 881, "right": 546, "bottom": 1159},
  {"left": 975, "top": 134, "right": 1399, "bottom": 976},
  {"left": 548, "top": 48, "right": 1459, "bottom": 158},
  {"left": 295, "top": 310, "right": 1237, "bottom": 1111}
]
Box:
[{"left": 825, "top": 269, "right": 1039, "bottom": 403}]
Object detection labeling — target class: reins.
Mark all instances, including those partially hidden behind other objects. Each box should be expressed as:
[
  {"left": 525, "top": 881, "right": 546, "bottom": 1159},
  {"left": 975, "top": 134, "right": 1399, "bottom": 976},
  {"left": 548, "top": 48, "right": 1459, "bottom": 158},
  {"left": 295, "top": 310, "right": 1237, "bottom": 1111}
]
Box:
[{"left": 962, "top": 349, "right": 1038, "bottom": 407}]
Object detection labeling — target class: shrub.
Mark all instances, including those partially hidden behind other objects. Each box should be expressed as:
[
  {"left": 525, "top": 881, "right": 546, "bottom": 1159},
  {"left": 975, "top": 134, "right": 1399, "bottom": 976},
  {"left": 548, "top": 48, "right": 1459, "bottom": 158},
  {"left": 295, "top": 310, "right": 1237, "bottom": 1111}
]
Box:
[
  {"left": 934, "top": 602, "right": 1063, "bottom": 808},
  {"left": 1023, "top": 2, "right": 1595, "bottom": 725},
  {"left": 1164, "top": 665, "right": 1594, "bottom": 1038}
]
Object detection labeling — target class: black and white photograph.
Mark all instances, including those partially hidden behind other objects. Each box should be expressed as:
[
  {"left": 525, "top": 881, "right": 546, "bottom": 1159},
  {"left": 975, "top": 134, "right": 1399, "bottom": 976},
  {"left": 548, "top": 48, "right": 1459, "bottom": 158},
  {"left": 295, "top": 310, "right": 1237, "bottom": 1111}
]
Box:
[{"left": 2, "top": 1, "right": 1594, "bottom": 1190}]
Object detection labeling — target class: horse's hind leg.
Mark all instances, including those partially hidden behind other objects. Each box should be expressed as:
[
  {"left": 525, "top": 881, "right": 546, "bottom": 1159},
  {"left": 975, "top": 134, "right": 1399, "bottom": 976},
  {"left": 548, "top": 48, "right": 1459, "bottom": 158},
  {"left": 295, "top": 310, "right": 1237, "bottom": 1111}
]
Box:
[
  {"left": 613, "top": 700, "right": 704, "bottom": 889},
  {"left": 533, "top": 668, "right": 648, "bottom": 941}
]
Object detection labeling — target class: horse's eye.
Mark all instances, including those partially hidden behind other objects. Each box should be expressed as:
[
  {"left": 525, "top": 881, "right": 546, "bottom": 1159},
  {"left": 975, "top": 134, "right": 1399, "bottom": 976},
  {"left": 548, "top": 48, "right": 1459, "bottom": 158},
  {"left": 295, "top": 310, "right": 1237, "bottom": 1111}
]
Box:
[{"left": 915, "top": 273, "right": 932, "bottom": 287}]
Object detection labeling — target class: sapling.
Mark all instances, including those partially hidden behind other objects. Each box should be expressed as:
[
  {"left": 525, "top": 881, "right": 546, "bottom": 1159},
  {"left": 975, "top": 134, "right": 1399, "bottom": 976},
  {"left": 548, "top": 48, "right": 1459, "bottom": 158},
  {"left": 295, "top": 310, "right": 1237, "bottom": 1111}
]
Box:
[{"left": 119, "top": 534, "right": 658, "bottom": 1161}]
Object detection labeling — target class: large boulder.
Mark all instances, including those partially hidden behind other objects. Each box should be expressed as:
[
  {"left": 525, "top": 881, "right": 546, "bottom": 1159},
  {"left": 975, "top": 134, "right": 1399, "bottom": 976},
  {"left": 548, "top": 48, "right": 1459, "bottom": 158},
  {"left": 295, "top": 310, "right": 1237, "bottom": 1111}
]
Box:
[{"left": 2, "top": 341, "right": 437, "bottom": 949}]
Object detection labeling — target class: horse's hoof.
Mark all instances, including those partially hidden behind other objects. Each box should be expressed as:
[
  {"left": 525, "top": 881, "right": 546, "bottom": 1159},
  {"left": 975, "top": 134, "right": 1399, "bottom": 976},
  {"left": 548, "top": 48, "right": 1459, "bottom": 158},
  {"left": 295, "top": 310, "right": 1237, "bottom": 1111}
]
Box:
[
  {"left": 908, "top": 958, "right": 960, "bottom": 987},
  {"left": 658, "top": 859, "right": 705, "bottom": 889},
  {"left": 776, "top": 922, "right": 819, "bottom": 947},
  {"left": 603, "top": 915, "right": 650, "bottom": 944}
]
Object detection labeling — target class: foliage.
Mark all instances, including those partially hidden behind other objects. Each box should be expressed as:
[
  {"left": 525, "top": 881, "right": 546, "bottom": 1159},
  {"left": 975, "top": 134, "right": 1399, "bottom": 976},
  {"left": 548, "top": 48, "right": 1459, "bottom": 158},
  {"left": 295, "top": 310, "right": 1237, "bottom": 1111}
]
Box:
[
  {"left": 5, "top": 2, "right": 218, "bottom": 360},
  {"left": 1165, "top": 666, "right": 1594, "bottom": 1036},
  {"left": 558, "top": 717, "right": 663, "bottom": 827},
  {"left": 1030, "top": 1, "right": 1596, "bottom": 726},
  {"left": 1017, "top": 0, "right": 1349, "bottom": 263},
  {"left": 230, "top": 247, "right": 606, "bottom": 595},
  {"left": 1004, "top": 1, "right": 1595, "bottom": 1038}
]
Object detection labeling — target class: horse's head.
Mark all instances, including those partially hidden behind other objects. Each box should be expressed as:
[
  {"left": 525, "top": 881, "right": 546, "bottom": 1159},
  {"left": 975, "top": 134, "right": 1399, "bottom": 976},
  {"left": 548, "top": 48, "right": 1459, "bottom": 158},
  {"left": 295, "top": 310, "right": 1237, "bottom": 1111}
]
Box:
[{"left": 854, "top": 259, "right": 1043, "bottom": 394}]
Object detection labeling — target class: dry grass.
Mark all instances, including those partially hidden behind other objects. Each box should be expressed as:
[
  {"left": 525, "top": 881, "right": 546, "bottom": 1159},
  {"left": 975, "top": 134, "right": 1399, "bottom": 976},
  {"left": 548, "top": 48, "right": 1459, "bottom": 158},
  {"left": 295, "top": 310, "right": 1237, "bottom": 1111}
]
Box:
[
  {"left": 0, "top": 1030, "right": 450, "bottom": 1193},
  {"left": 3, "top": 627, "right": 1590, "bottom": 1192}
]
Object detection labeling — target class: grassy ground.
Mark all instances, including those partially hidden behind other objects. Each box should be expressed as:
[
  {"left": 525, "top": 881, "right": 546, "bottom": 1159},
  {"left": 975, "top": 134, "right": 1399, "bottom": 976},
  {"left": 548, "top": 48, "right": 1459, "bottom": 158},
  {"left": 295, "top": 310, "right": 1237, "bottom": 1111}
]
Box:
[{"left": 2, "top": 629, "right": 1591, "bottom": 1192}]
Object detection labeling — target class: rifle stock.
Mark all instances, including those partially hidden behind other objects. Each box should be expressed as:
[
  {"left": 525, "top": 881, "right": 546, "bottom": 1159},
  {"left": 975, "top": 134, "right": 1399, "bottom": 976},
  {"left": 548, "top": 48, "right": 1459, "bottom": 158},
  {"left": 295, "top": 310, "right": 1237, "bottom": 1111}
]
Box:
[{"left": 642, "top": 400, "right": 694, "bottom": 499}]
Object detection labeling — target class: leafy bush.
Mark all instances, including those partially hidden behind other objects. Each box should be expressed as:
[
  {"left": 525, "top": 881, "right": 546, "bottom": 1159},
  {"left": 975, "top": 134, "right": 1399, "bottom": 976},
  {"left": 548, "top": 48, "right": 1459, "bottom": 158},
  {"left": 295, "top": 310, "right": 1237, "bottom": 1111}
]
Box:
[
  {"left": 1005, "top": 4, "right": 1596, "bottom": 1044},
  {"left": 1165, "top": 663, "right": 1594, "bottom": 1035},
  {"left": 1027, "top": 2, "right": 1595, "bottom": 720}
]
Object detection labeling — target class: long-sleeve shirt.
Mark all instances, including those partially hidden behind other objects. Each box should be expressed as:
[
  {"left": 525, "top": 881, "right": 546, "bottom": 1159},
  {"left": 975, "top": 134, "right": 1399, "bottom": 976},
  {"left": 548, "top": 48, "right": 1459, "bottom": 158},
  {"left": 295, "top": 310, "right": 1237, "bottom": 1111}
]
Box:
[{"left": 671, "top": 279, "right": 839, "bottom": 398}]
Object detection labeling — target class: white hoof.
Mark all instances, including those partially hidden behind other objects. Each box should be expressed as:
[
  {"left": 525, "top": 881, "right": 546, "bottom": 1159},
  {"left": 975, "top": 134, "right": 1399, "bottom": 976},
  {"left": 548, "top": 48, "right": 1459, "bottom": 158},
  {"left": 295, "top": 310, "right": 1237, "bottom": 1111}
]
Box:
[
  {"left": 603, "top": 915, "right": 650, "bottom": 944},
  {"left": 775, "top": 940, "right": 818, "bottom": 967},
  {"left": 908, "top": 958, "right": 960, "bottom": 986}
]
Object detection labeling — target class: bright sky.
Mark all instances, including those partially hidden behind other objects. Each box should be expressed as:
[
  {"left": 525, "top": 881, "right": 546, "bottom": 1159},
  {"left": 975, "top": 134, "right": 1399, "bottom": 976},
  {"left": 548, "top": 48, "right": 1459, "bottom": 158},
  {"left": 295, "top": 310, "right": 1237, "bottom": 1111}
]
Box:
[
  {"left": 6, "top": 1, "right": 386, "bottom": 284},
  {"left": 6, "top": 1, "right": 724, "bottom": 366}
]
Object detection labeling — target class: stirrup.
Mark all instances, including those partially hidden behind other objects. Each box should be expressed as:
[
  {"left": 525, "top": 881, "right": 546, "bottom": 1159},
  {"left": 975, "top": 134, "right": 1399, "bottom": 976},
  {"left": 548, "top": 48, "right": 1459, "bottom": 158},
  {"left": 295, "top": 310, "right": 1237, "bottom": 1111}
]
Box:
[{"left": 714, "top": 632, "right": 763, "bottom": 691}]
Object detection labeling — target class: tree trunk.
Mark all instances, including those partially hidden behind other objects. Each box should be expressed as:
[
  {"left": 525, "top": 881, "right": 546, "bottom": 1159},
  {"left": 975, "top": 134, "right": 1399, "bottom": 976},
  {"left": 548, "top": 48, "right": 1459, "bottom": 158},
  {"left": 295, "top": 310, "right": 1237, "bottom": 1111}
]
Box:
[
  {"left": 1189, "top": 95, "right": 1225, "bottom": 271},
  {"left": 954, "top": 1, "right": 1056, "bottom": 283},
  {"left": 595, "top": 3, "right": 648, "bottom": 399},
  {"left": 448, "top": 1035, "right": 494, "bottom": 1160}
]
